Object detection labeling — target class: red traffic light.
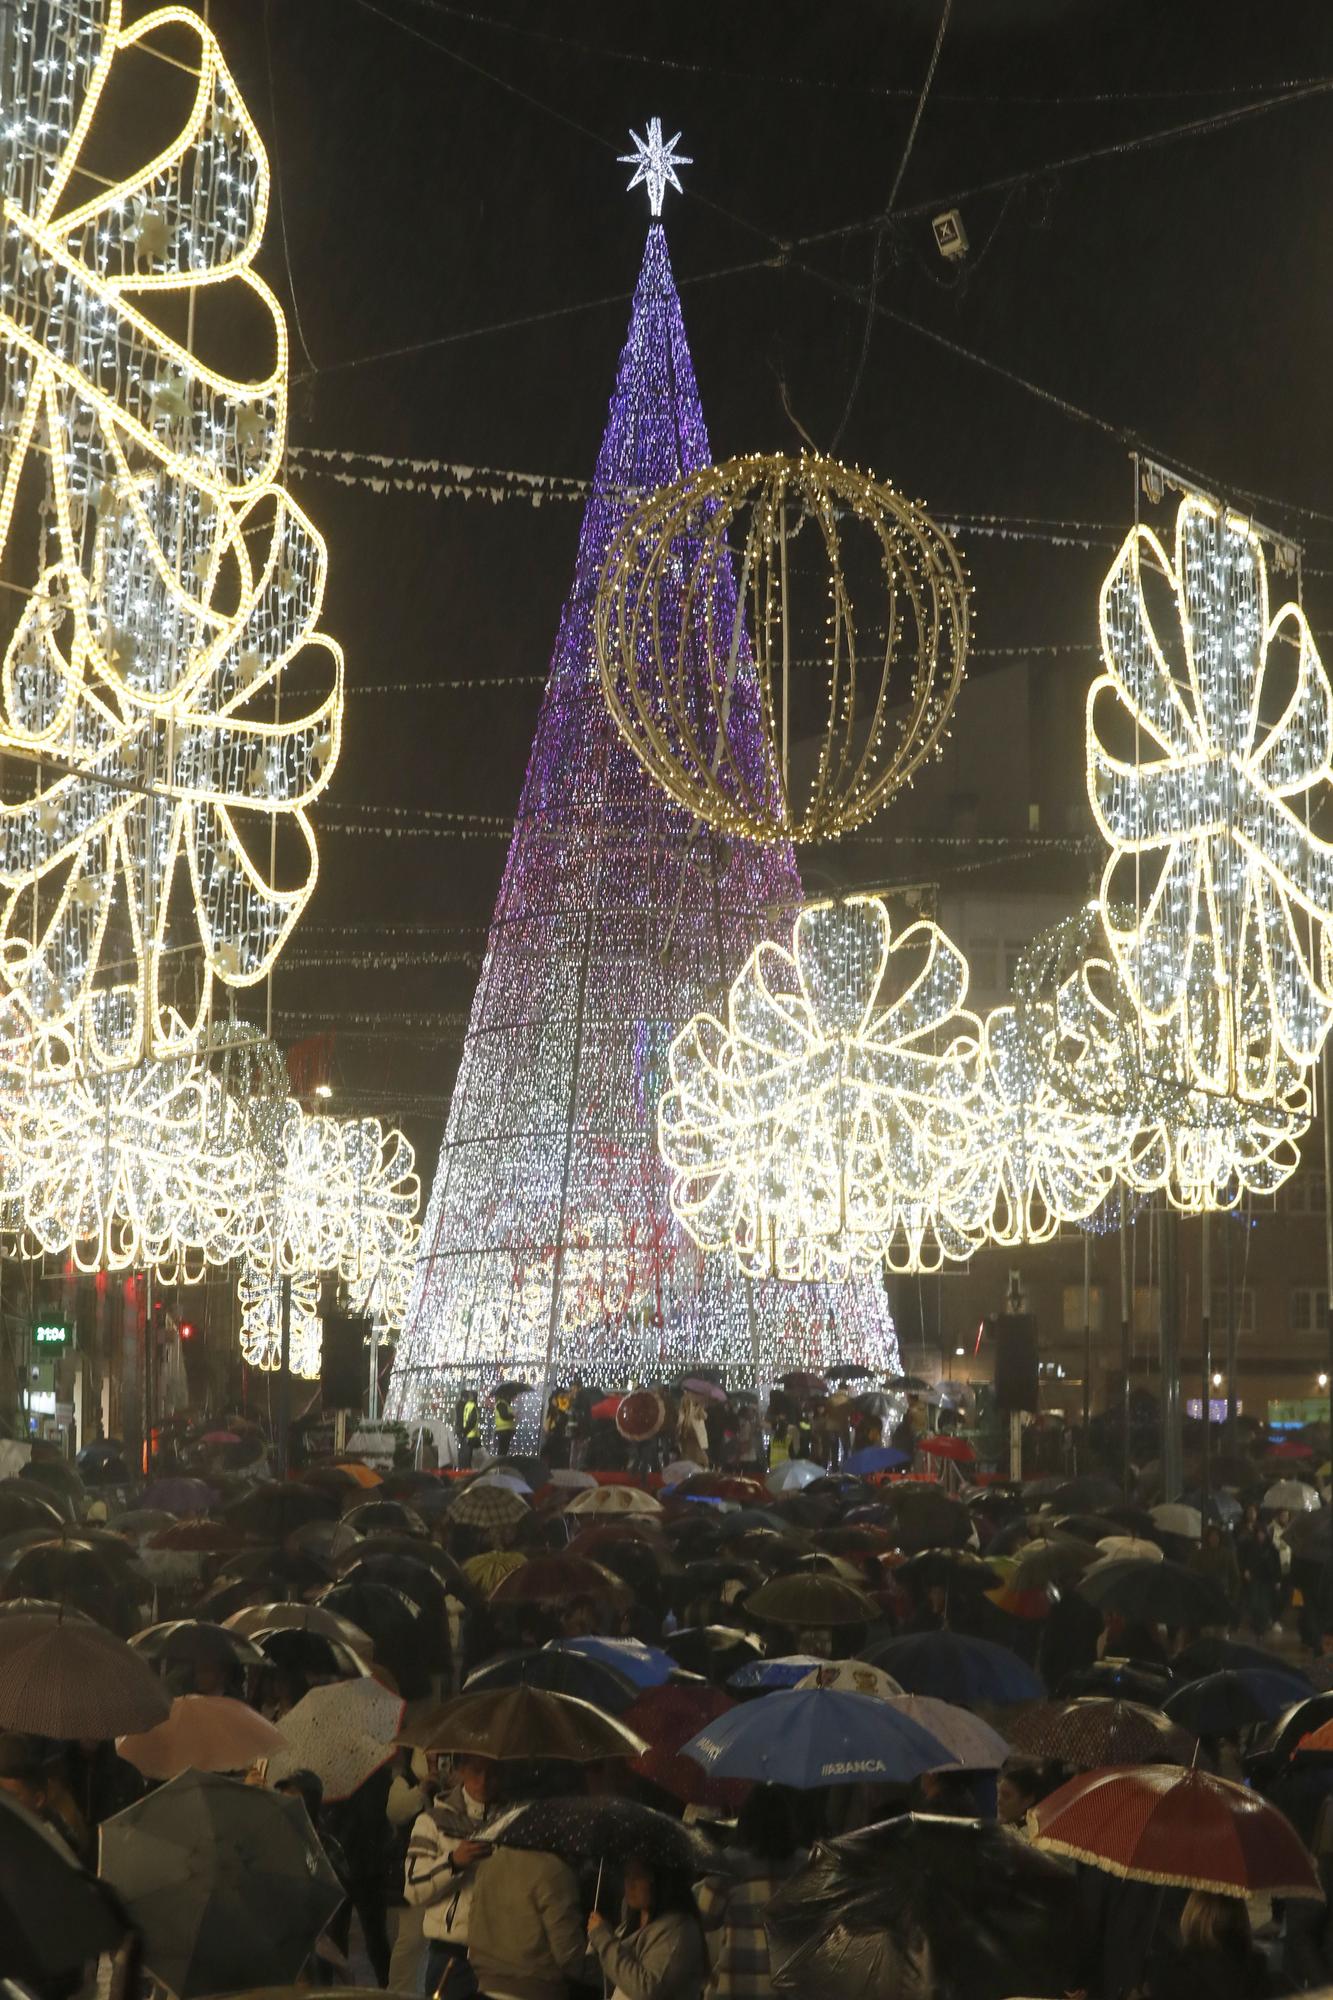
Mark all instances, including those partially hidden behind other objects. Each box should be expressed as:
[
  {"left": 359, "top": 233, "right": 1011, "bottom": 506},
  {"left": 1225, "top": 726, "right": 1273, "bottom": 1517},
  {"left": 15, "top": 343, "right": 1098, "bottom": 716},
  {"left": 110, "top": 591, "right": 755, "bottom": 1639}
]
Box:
[{"left": 179, "top": 1321, "right": 197, "bottom": 1342}]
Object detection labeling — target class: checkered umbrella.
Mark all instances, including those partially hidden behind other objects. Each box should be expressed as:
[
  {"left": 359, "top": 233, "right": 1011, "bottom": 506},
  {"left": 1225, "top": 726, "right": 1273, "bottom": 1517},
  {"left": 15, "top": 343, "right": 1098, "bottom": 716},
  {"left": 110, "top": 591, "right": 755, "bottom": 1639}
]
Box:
[{"left": 449, "top": 1483, "right": 530, "bottom": 1530}]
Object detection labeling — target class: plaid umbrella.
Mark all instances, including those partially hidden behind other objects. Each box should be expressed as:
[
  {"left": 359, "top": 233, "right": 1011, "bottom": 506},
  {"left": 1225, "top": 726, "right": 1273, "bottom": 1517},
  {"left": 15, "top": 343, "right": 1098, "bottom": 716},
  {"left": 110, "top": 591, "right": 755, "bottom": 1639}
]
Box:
[
  {"left": 622, "top": 1681, "right": 749, "bottom": 1810},
  {"left": 0, "top": 1790, "right": 125, "bottom": 1987},
  {"left": 491, "top": 1794, "right": 710, "bottom": 1873},
  {"left": 100, "top": 1771, "right": 342, "bottom": 1998},
  {"left": 1007, "top": 1698, "right": 1197, "bottom": 1769},
  {"left": 449, "top": 1483, "right": 530, "bottom": 1530},
  {"left": 563, "top": 1485, "right": 663, "bottom": 1518},
  {"left": 0, "top": 1611, "right": 170, "bottom": 1736},
  {"left": 401, "top": 1684, "right": 646, "bottom": 1762},
  {"left": 264, "top": 1677, "right": 404, "bottom": 1800},
  {"left": 118, "top": 1694, "right": 287, "bottom": 1778},
  {"left": 1030, "top": 1765, "right": 1322, "bottom": 1898}
]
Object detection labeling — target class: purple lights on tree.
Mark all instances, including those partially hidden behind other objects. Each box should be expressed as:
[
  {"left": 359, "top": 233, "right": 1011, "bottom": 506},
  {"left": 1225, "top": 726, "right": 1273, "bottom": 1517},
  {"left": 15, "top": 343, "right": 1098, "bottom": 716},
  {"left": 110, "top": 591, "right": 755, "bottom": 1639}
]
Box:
[{"left": 389, "top": 221, "right": 899, "bottom": 1417}]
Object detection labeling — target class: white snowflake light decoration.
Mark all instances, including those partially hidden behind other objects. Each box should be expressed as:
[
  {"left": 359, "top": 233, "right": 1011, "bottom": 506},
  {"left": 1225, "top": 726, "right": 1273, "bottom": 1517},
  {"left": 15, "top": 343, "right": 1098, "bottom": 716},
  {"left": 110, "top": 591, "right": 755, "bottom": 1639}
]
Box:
[
  {"left": 0, "top": 0, "right": 343, "bottom": 1065},
  {"left": 1088, "top": 491, "right": 1333, "bottom": 1103},
  {"left": 659, "top": 895, "right": 983, "bottom": 1278},
  {"left": 238, "top": 1258, "right": 321, "bottom": 1378}
]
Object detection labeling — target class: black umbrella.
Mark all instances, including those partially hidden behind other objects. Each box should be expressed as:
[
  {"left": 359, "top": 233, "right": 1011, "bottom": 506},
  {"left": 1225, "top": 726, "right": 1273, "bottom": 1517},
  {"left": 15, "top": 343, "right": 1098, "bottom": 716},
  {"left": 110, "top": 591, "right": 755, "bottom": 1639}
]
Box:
[
  {"left": 0, "top": 1480, "right": 63, "bottom": 1536},
  {"left": 319, "top": 1578, "right": 431, "bottom": 1698},
  {"left": 1041, "top": 1477, "right": 1123, "bottom": 1513},
  {"left": 492, "top": 1794, "right": 709, "bottom": 1873},
  {"left": 663, "top": 1626, "right": 763, "bottom": 1683},
  {"left": 764, "top": 1815, "right": 1080, "bottom": 2000},
  {"left": 129, "top": 1620, "right": 268, "bottom": 1672},
  {"left": 100, "top": 1771, "right": 342, "bottom": 1999},
  {"left": 464, "top": 1647, "right": 639, "bottom": 1714},
  {"left": 897, "top": 1548, "right": 1001, "bottom": 1595},
  {"left": 20, "top": 1459, "right": 85, "bottom": 1514},
  {"left": 3, "top": 1540, "right": 146, "bottom": 1636},
  {"left": 224, "top": 1483, "right": 339, "bottom": 1537},
  {"left": 884, "top": 1488, "right": 971, "bottom": 1552},
  {"left": 343, "top": 1500, "right": 429, "bottom": 1538},
  {"left": 1174, "top": 1636, "right": 1312, "bottom": 1681},
  {"left": 1079, "top": 1557, "right": 1229, "bottom": 1628},
  {"left": 0, "top": 1611, "right": 171, "bottom": 1737},
  {"left": 1164, "top": 1668, "right": 1313, "bottom": 1736},
  {"left": 1057, "top": 1659, "right": 1174, "bottom": 1706},
  {"left": 337, "top": 1533, "right": 477, "bottom": 1600},
  {"left": 494, "top": 1380, "right": 531, "bottom": 1400},
  {"left": 0, "top": 1790, "right": 125, "bottom": 1988}
]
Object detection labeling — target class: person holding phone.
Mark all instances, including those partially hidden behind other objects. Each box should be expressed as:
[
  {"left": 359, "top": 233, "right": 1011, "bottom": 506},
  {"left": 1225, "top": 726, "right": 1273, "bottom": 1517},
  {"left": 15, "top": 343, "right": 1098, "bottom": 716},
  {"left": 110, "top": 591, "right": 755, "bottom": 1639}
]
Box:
[{"left": 404, "top": 1753, "right": 497, "bottom": 1997}]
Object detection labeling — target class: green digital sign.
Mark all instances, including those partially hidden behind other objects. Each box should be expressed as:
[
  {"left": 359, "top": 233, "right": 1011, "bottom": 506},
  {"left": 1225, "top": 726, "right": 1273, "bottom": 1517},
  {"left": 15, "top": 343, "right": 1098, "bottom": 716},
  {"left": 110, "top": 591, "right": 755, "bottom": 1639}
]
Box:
[{"left": 33, "top": 1320, "right": 69, "bottom": 1350}]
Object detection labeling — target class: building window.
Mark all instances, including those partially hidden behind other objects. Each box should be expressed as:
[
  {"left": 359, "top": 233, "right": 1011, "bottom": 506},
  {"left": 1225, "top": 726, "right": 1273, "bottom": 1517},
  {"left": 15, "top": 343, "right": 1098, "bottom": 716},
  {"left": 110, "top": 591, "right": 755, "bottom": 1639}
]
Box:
[
  {"left": 1291, "top": 1287, "right": 1329, "bottom": 1333},
  {"left": 1210, "top": 1288, "right": 1255, "bottom": 1333},
  {"left": 1286, "top": 1172, "right": 1327, "bottom": 1214}
]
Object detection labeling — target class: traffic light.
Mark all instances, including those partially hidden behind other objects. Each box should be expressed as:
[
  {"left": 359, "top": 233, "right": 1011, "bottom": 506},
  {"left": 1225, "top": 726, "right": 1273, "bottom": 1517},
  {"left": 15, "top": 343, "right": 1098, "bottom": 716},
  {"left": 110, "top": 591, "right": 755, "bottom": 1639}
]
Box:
[{"left": 179, "top": 1321, "right": 197, "bottom": 1342}]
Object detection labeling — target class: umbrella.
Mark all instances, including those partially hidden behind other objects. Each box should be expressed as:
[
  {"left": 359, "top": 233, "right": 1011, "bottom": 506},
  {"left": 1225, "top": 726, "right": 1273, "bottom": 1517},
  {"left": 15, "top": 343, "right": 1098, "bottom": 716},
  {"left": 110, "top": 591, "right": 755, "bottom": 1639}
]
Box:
[
  {"left": 465, "top": 1647, "right": 639, "bottom": 1713},
  {"left": 140, "top": 1477, "right": 217, "bottom": 1516},
  {"left": 449, "top": 1483, "right": 530, "bottom": 1530},
  {"left": 897, "top": 1548, "right": 1000, "bottom": 1594},
  {"left": 548, "top": 1468, "right": 599, "bottom": 1490},
  {"left": 563, "top": 1484, "right": 663, "bottom": 1518},
  {"left": 1044, "top": 1476, "right": 1123, "bottom": 1511},
  {"left": 318, "top": 1580, "right": 430, "bottom": 1698},
  {"left": 588, "top": 1394, "right": 624, "bottom": 1422},
  {"left": 616, "top": 1390, "right": 668, "bottom": 1442},
  {"left": 883, "top": 1487, "right": 972, "bottom": 1551},
  {"left": 683, "top": 1376, "right": 729, "bottom": 1402},
  {"left": 556, "top": 1635, "right": 678, "bottom": 1688},
  {"left": 1265, "top": 1480, "right": 1322, "bottom": 1512},
  {"left": 130, "top": 1619, "right": 267, "bottom": 1672},
  {"left": 1175, "top": 1636, "right": 1310, "bottom": 1683},
  {"left": 0, "top": 1789, "right": 126, "bottom": 1987},
  {"left": 663, "top": 1626, "right": 763, "bottom": 1683},
  {"left": 1095, "top": 1535, "right": 1164, "bottom": 1564},
  {"left": 0, "top": 1483, "right": 63, "bottom": 1535},
  {"left": 224, "top": 1484, "right": 339, "bottom": 1538},
  {"left": 472, "top": 1468, "right": 532, "bottom": 1495},
  {"left": 918, "top": 1436, "right": 977, "bottom": 1464},
  {"left": 681, "top": 1686, "right": 955, "bottom": 1789},
  {"left": 1060, "top": 1658, "right": 1174, "bottom": 1706},
  {"left": 841, "top": 1446, "right": 911, "bottom": 1477},
  {"left": 1010, "top": 1537, "right": 1101, "bottom": 1590},
  {"left": 99, "top": 1770, "right": 343, "bottom": 1998},
  {"left": 746, "top": 1572, "right": 880, "bottom": 1628},
  {"left": 490, "top": 1794, "right": 709, "bottom": 1874},
  {"left": 1149, "top": 1502, "right": 1203, "bottom": 1540},
  {"left": 793, "top": 1662, "right": 905, "bottom": 1698},
  {"left": 264, "top": 1677, "right": 404, "bottom": 1799},
  {"left": 489, "top": 1555, "right": 630, "bottom": 1608},
  {"left": 729, "top": 1654, "right": 829, "bottom": 1691},
  {"left": 766, "top": 1461, "right": 825, "bottom": 1494},
  {"left": 1164, "top": 1668, "right": 1313, "bottom": 1734},
  {"left": 764, "top": 1815, "right": 1080, "bottom": 2000},
  {"left": 224, "top": 1600, "right": 376, "bottom": 1660},
  {"left": 864, "top": 1632, "right": 1044, "bottom": 1705},
  {"left": 622, "top": 1681, "right": 748, "bottom": 1810},
  {"left": 1008, "top": 1698, "right": 1197, "bottom": 1768},
  {"left": 1296, "top": 1718, "right": 1333, "bottom": 1752},
  {"left": 780, "top": 1371, "right": 829, "bottom": 1398},
  {"left": 875, "top": 1695, "right": 1008, "bottom": 1768},
  {"left": 151, "top": 1520, "right": 249, "bottom": 1554},
  {"left": 109, "top": 1509, "right": 177, "bottom": 1542},
  {"left": 1030, "top": 1764, "right": 1322, "bottom": 1898},
  {"left": 118, "top": 1694, "right": 287, "bottom": 1778},
  {"left": 404, "top": 1684, "right": 646, "bottom": 1761},
  {"left": 1079, "top": 1557, "right": 1229, "bottom": 1627},
  {"left": 0, "top": 1610, "right": 170, "bottom": 1736},
  {"left": 343, "top": 1500, "right": 430, "bottom": 1537},
  {"left": 3, "top": 1539, "right": 144, "bottom": 1634},
  {"left": 494, "top": 1380, "right": 530, "bottom": 1400},
  {"left": 462, "top": 1550, "right": 527, "bottom": 1593}
]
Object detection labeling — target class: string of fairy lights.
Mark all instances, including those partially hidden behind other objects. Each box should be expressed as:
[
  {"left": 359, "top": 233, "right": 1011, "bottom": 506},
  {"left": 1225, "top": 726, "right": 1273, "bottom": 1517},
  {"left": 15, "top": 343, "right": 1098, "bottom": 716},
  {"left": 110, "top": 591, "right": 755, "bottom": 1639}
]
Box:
[{"left": 0, "top": 0, "right": 421, "bottom": 1380}]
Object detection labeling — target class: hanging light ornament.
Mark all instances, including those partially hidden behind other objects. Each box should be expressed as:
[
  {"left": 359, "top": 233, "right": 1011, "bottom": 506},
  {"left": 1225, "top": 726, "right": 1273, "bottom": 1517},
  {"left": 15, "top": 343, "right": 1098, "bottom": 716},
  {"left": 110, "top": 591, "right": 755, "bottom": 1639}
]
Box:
[
  {"left": 0, "top": 0, "right": 343, "bottom": 1066},
  {"left": 1087, "top": 491, "right": 1333, "bottom": 1104},
  {"left": 658, "top": 894, "right": 984, "bottom": 1278},
  {"left": 237, "top": 1260, "right": 321, "bottom": 1378},
  {"left": 246, "top": 1100, "right": 421, "bottom": 1280},
  {"left": 595, "top": 453, "right": 968, "bottom": 844}
]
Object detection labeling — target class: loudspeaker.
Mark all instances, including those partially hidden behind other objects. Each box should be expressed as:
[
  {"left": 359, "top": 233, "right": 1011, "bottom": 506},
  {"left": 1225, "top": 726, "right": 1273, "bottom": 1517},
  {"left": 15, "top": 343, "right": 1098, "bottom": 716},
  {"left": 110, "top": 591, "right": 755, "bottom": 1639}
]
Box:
[
  {"left": 321, "top": 1314, "right": 371, "bottom": 1410},
  {"left": 992, "top": 1312, "right": 1039, "bottom": 1413}
]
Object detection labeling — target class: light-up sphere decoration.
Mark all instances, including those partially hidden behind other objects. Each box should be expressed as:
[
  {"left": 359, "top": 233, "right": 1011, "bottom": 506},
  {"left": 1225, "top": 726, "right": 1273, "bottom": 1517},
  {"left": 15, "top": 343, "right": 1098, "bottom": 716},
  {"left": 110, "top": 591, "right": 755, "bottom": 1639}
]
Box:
[
  {"left": 0, "top": 0, "right": 344, "bottom": 1066},
  {"left": 238, "top": 1259, "right": 321, "bottom": 1378},
  {"left": 658, "top": 894, "right": 984, "bottom": 1278},
  {"left": 1088, "top": 491, "right": 1333, "bottom": 1104},
  {"left": 595, "top": 453, "right": 969, "bottom": 844}
]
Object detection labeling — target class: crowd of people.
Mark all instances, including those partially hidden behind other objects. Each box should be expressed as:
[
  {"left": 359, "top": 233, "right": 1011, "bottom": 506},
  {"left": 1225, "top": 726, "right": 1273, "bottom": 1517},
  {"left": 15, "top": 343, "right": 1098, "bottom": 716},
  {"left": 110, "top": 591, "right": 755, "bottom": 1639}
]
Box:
[{"left": 5, "top": 1383, "right": 1333, "bottom": 2000}]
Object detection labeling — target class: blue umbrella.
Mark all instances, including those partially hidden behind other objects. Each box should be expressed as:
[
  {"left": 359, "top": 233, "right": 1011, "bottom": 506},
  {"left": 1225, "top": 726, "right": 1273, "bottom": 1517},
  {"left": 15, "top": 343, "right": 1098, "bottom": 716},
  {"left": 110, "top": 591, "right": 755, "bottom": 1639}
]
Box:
[
  {"left": 865, "top": 1633, "right": 1044, "bottom": 1706},
  {"left": 842, "top": 1446, "right": 911, "bottom": 1477},
  {"left": 554, "top": 1636, "right": 677, "bottom": 1689},
  {"left": 463, "top": 1647, "right": 638, "bottom": 1714},
  {"left": 727, "top": 1654, "right": 827, "bottom": 1691},
  {"left": 680, "top": 1686, "right": 955, "bottom": 1789},
  {"left": 1164, "top": 1668, "right": 1313, "bottom": 1736}
]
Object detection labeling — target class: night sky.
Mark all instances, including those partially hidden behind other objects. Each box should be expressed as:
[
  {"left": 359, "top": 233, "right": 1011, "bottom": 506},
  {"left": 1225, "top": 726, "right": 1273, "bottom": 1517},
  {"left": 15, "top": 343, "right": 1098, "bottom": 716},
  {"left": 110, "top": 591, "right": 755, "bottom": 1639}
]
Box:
[{"left": 191, "top": 0, "right": 1333, "bottom": 1179}]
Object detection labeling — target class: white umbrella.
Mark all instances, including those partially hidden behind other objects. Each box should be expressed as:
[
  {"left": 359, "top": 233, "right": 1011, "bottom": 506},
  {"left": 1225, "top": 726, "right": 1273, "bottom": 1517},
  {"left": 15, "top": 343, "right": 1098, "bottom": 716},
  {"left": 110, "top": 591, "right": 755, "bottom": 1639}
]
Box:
[
  {"left": 882, "top": 1694, "right": 1009, "bottom": 1769},
  {"left": 548, "top": 1469, "right": 599, "bottom": 1490},
  {"left": 660, "top": 1460, "right": 700, "bottom": 1487},
  {"left": 264, "top": 1677, "right": 404, "bottom": 1801},
  {"left": 563, "top": 1485, "right": 663, "bottom": 1517},
  {"left": 473, "top": 1469, "right": 532, "bottom": 1495},
  {"left": 767, "top": 1461, "right": 823, "bottom": 1494},
  {"left": 1264, "top": 1480, "right": 1322, "bottom": 1512},
  {"left": 1096, "top": 1536, "right": 1165, "bottom": 1564},
  {"left": 795, "top": 1661, "right": 904, "bottom": 1698},
  {"left": 1150, "top": 1503, "right": 1202, "bottom": 1540}
]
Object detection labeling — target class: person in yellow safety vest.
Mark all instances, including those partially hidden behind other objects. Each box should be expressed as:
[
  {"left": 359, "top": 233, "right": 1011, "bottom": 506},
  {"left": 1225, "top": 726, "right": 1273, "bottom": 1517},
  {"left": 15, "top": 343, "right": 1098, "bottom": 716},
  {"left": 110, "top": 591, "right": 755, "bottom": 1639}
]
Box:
[
  {"left": 493, "top": 1392, "right": 517, "bottom": 1458},
  {"left": 455, "top": 1390, "right": 482, "bottom": 1470}
]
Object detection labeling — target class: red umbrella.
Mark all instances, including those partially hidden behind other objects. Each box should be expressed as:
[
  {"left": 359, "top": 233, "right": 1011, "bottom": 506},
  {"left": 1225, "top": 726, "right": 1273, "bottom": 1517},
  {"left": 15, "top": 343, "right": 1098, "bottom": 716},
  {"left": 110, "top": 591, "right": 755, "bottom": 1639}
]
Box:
[
  {"left": 589, "top": 1395, "right": 625, "bottom": 1423},
  {"left": 919, "top": 1436, "right": 977, "bottom": 1464},
  {"left": 489, "top": 1556, "right": 631, "bottom": 1607},
  {"left": 623, "top": 1682, "right": 750, "bottom": 1811},
  {"left": 1030, "top": 1765, "right": 1322, "bottom": 1899}
]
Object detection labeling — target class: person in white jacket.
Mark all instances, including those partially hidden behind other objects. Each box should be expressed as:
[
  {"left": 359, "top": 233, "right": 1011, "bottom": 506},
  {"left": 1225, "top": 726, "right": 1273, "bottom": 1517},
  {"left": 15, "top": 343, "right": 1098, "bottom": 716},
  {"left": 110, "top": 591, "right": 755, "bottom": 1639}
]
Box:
[
  {"left": 587, "top": 1860, "right": 706, "bottom": 2000},
  {"left": 404, "top": 1754, "right": 497, "bottom": 1997}
]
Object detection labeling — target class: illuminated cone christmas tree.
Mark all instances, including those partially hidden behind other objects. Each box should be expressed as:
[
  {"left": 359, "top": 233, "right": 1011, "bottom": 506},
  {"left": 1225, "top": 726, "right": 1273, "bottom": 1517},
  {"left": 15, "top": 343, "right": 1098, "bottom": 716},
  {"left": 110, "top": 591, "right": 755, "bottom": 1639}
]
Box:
[{"left": 391, "top": 172, "right": 898, "bottom": 1419}]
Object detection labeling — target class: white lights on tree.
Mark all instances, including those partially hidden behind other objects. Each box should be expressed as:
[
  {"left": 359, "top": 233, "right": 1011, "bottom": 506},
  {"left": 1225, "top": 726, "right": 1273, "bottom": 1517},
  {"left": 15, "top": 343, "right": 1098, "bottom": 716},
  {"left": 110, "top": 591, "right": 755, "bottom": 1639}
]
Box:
[
  {"left": 0, "top": 0, "right": 344, "bottom": 1066},
  {"left": 658, "top": 895, "right": 984, "bottom": 1278},
  {"left": 1088, "top": 492, "right": 1333, "bottom": 1104}
]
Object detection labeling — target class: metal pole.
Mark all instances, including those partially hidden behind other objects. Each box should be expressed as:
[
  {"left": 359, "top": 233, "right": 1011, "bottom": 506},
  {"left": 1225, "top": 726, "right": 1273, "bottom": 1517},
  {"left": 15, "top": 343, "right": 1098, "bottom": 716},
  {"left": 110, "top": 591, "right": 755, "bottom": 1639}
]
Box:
[
  {"left": 367, "top": 1316, "right": 379, "bottom": 1422},
  {"left": 1119, "top": 1202, "right": 1132, "bottom": 1493},
  {"left": 143, "top": 1266, "right": 154, "bottom": 1480},
  {"left": 1323, "top": 1041, "right": 1333, "bottom": 1445},
  {"left": 1082, "top": 1229, "right": 1092, "bottom": 1437},
  {"left": 1160, "top": 1203, "right": 1183, "bottom": 1502},
  {"left": 1192, "top": 1200, "right": 1200, "bottom": 1512},
  {"left": 276, "top": 1274, "right": 292, "bottom": 1478}
]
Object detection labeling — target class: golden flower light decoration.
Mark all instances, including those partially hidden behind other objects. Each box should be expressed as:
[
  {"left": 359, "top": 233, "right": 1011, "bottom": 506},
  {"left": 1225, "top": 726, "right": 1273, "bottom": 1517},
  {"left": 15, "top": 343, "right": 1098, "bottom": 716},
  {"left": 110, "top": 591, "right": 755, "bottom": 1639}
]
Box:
[
  {"left": 596, "top": 453, "right": 968, "bottom": 844},
  {"left": 0, "top": 0, "right": 343, "bottom": 1066},
  {"left": 1088, "top": 491, "right": 1333, "bottom": 1104},
  {"left": 658, "top": 894, "right": 983, "bottom": 1278}
]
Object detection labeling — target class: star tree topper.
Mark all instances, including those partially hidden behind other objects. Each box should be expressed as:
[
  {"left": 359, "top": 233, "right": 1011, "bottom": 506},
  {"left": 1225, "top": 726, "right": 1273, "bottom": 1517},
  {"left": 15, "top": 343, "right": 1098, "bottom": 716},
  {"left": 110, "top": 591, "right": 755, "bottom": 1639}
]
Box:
[{"left": 618, "top": 119, "right": 691, "bottom": 216}]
